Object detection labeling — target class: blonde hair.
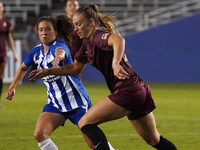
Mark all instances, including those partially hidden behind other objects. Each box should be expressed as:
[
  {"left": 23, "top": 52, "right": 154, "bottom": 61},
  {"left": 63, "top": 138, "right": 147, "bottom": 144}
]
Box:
[{"left": 75, "top": 3, "right": 120, "bottom": 35}]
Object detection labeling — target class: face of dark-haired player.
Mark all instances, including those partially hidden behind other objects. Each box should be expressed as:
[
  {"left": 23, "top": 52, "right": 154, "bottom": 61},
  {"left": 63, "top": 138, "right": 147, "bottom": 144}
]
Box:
[
  {"left": 38, "top": 21, "right": 57, "bottom": 46},
  {"left": 73, "top": 13, "right": 95, "bottom": 40}
]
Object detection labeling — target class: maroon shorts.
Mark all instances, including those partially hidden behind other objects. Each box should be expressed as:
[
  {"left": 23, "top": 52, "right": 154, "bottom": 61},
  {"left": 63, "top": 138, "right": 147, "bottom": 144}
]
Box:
[
  {"left": 108, "top": 83, "right": 156, "bottom": 120},
  {"left": 0, "top": 56, "right": 7, "bottom": 63}
]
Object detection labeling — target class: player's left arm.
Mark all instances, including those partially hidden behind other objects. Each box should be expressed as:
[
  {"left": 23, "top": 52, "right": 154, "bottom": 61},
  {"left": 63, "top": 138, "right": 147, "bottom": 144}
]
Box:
[
  {"left": 108, "top": 34, "right": 130, "bottom": 80},
  {"left": 6, "top": 32, "right": 18, "bottom": 62},
  {"left": 53, "top": 47, "right": 65, "bottom": 67}
]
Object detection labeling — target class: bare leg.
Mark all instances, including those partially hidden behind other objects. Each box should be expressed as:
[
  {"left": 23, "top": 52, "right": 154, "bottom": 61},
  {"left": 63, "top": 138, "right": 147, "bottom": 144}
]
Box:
[
  {"left": 79, "top": 97, "right": 131, "bottom": 150},
  {"left": 34, "top": 112, "right": 66, "bottom": 142},
  {"left": 34, "top": 112, "right": 65, "bottom": 150},
  {"left": 0, "top": 62, "right": 6, "bottom": 106},
  {"left": 131, "top": 112, "right": 178, "bottom": 149},
  {"left": 34, "top": 112, "right": 98, "bottom": 150},
  {"left": 130, "top": 112, "right": 160, "bottom": 146},
  {"left": 78, "top": 97, "right": 131, "bottom": 128}
]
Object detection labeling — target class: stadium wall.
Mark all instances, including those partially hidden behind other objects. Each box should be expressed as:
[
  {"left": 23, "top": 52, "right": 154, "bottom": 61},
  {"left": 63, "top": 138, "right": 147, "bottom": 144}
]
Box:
[{"left": 82, "top": 12, "right": 200, "bottom": 83}]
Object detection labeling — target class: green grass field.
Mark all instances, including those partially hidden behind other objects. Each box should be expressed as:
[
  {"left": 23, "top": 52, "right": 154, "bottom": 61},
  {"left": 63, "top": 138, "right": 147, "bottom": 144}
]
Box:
[{"left": 0, "top": 83, "right": 200, "bottom": 150}]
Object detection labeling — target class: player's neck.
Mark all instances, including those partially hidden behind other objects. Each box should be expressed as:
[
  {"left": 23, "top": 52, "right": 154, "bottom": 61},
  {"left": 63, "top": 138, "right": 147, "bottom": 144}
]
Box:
[
  {"left": 67, "top": 14, "right": 73, "bottom": 20},
  {"left": 43, "top": 45, "right": 49, "bottom": 54}
]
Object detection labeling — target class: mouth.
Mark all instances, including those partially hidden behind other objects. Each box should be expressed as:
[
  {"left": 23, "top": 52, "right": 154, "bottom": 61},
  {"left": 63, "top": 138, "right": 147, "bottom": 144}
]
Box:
[
  {"left": 77, "top": 33, "right": 82, "bottom": 37},
  {"left": 42, "top": 36, "right": 47, "bottom": 39}
]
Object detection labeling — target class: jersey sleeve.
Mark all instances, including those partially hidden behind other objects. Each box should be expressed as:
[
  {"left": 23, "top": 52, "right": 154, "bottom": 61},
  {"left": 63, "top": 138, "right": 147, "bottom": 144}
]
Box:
[
  {"left": 6, "top": 18, "right": 11, "bottom": 35},
  {"left": 55, "top": 42, "right": 71, "bottom": 60},
  {"left": 24, "top": 47, "right": 36, "bottom": 66},
  {"left": 74, "top": 42, "right": 88, "bottom": 64},
  {"left": 96, "top": 32, "right": 112, "bottom": 51}
]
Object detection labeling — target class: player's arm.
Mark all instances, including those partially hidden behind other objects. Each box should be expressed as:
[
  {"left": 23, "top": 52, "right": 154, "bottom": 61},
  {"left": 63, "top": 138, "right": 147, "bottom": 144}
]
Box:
[
  {"left": 108, "top": 34, "right": 130, "bottom": 80},
  {"left": 6, "top": 32, "right": 18, "bottom": 62},
  {"left": 53, "top": 47, "right": 66, "bottom": 67},
  {"left": 5, "top": 63, "right": 30, "bottom": 100},
  {"left": 29, "top": 60, "right": 86, "bottom": 81}
]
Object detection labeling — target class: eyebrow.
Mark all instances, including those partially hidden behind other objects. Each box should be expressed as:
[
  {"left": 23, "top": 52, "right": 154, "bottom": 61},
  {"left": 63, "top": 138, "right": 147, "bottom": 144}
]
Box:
[{"left": 39, "top": 26, "right": 51, "bottom": 29}]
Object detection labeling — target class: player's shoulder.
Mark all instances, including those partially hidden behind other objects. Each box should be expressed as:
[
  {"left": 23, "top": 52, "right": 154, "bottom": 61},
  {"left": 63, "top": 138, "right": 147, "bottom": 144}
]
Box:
[
  {"left": 1, "top": 17, "right": 11, "bottom": 28},
  {"left": 2, "top": 17, "right": 10, "bottom": 22},
  {"left": 94, "top": 30, "right": 111, "bottom": 40},
  {"left": 91, "top": 30, "right": 111, "bottom": 48},
  {"left": 30, "top": 43, "right": 42, "bottom": 52},
  {"left": 53, "top": 38, "right": 65, "bottom": 45}
]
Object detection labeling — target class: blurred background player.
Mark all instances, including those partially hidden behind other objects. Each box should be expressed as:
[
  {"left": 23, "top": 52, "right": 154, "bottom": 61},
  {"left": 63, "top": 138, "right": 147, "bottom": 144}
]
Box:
[
  {"left": 22, "top": 21, "right": 40, "bottom": 83},
  {"left": 65, "top": 0, "right": 82, "bottom": 60},
  {"left": 22, "top": 21, "right": 40, "bottom": 54},
  {"left": 65, "top": 0, "right": 79, "bottom": 20},
  {"left": 0, "top": 1, "right": 18, "bottom": 107}
]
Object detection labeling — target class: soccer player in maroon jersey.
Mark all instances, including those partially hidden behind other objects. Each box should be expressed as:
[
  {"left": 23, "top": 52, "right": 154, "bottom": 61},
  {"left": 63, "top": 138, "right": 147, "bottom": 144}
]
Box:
[
  {"left": 29, "top": 3, "right": 178, "bottom": 150},
  {"left": 0, "top": 2, "right": 18, "bottom": 107}
]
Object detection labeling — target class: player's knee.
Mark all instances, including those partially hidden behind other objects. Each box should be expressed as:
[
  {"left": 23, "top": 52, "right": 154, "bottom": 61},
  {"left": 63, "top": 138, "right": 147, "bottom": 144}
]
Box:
[
  {"left": 78, "top": 116, "right": 87, "bottom": 129},
  {"left": 34, "top": 130, "right": 48, "bottom": 142}
]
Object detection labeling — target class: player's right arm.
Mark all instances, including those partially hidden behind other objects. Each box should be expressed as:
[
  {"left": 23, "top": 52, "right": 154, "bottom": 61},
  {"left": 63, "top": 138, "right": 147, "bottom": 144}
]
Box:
[
  {"left": 5, "top": 63, "right": 30, "bottom": 100},
  {"left": 29, "top": 60, "right": 86, "bottom": 81}
]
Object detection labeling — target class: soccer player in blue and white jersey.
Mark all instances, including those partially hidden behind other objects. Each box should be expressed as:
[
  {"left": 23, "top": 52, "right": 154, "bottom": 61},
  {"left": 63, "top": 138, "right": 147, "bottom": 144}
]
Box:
[{"left": 5, "top": 15, "right": 95, "bottom": 150}]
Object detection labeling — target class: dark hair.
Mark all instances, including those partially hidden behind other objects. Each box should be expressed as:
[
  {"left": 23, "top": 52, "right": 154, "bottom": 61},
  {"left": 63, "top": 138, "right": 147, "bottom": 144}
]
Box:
[
  {"left": 37, "top": 15, "right": 74, "bottom": 45},
  {"left": 75, "top": 3, "right": 120, "bottom": 35}
]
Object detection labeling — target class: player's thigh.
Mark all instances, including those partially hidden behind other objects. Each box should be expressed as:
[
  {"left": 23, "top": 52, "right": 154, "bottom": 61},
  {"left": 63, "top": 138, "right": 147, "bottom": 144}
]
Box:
[
  {"left": 78, "top": 96, "right": 131, "bottom": 128},
  {"left": 35, "top": 112, "right": 66, "bottom": 135},
  {"left": 130, "top": 112, "right": 160, "bottom": 145}
]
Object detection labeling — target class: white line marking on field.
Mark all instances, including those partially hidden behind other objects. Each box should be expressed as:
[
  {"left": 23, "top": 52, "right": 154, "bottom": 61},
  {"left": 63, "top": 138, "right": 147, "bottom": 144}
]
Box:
[{"left": 1, "top": 132, "right": 199, "bottom": 140}]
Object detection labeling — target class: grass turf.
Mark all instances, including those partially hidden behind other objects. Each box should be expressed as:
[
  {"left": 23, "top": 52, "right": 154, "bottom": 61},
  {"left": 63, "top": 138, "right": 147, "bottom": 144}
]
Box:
[{"left": 0, "top": 83, "right": 200, "bottom": 149}]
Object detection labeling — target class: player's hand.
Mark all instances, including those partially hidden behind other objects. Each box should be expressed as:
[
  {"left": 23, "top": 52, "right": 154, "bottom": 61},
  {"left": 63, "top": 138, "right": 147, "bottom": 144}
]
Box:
[
  {"left": 28, "top": 69, "right": 48, "bottom": 81},
  {"left": 14, "top": 54, "right": 18, "bottom": 62},
  {"left": 5, "top": 89, "right": 16, "bottom": 101},
  {"left": 112, "top": 63, "right": 130, "bottom": 80},
  {"left": 53, "top": 57, "right": 61, "bottom": 67}
]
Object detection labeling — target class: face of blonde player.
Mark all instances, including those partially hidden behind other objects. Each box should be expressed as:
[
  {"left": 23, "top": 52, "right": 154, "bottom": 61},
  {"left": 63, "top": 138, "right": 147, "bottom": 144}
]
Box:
[
  {"left": 66, "top": 0, "right": 79, "bottom": 19},
  {"left": 38, "top": 20, "right": 57, "bottom": 46},
  {"left": 0, "top": 3, "right": 4, "bottom": 16},
  {"left": 73, "top": 13, "right": 94, "bottom": 40}
]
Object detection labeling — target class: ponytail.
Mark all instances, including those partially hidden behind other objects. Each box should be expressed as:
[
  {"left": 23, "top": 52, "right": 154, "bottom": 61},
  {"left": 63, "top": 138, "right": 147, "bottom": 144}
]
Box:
[
  {"left": 76, "top": 3, "right": 120, "bottom": 35},
  {"left": 56, "top": 15, "right": 74, "bottom": 46}
]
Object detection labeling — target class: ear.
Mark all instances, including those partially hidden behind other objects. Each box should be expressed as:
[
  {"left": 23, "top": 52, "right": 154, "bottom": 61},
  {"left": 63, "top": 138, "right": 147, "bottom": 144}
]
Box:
[{"left": 89, "top": 18, "right": 95, "bottom": 26}]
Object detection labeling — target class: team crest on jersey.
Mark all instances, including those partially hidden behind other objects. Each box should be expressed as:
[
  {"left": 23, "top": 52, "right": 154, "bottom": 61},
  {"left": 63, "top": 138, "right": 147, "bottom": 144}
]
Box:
[
  {"left": 102, "top": 33, "right": 109, "bottom": 40},
  {"left": 3, "top": 22, "right": 7, "bottom": 27},
  {"left": 47, "top": 54, "right": 54, "bottom": 64}
]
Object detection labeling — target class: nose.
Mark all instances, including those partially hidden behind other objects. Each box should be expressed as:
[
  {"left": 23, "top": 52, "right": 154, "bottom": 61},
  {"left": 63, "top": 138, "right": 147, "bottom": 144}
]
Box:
[
  {"left": 42, "top": 30, "right": 47, "bottom": 34},
  {"left": 74, "top": 25, "right": 78, "bottom": 31}
]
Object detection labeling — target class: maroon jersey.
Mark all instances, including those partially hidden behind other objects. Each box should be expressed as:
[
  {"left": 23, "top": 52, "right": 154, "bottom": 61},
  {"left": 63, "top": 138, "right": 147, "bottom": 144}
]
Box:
[
  {"left": 75, "top": 30, "right": 146, "bottom": 93},
  {"left": 68, "top": 31, "right": 83, "bottom": 60},
  {"left": 0, "top": 17, "right": 11, "bottom": 57}
]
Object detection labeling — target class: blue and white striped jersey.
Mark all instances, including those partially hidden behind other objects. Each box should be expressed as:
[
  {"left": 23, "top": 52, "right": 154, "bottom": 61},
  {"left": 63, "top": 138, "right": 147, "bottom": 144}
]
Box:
[{"left": 24, "top": 39, "right": 91, "bottom": 112}]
